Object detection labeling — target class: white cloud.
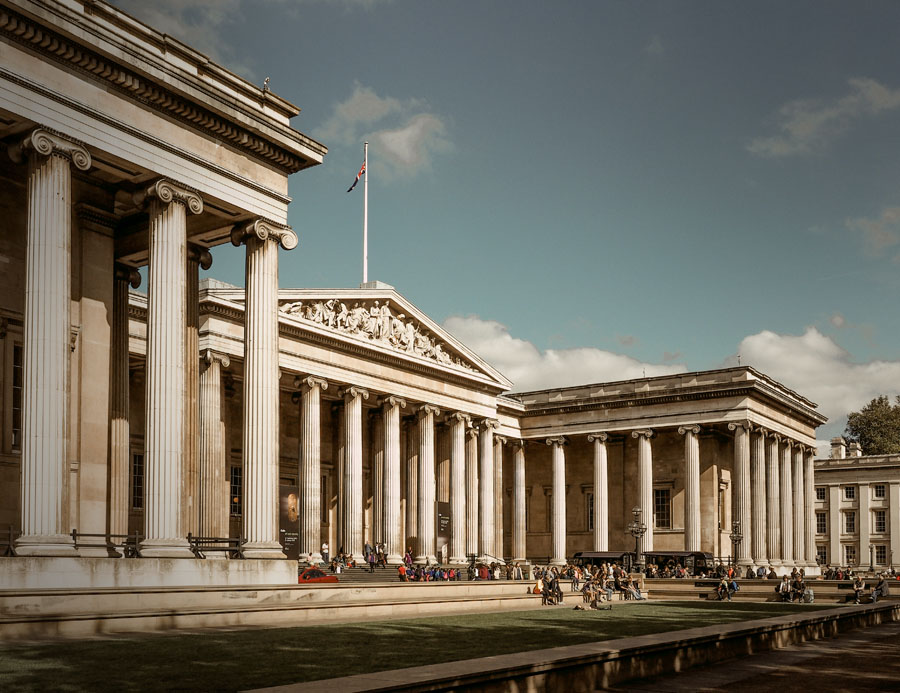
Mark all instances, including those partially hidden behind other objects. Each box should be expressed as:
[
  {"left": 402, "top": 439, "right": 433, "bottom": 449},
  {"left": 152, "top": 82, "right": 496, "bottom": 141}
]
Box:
[
  {"left": 748, "top": 78, "right": 900, "bottom": 157},
  {"left": 314, "top": 83, "right": 450, "bottom": 177},
  {"left": 829, "top": 312, "right": 846, "bottom": 329},
  {"left": 846, "top": 207, "right": 900, "bottom": 262},
  {"left": 442, "top": 315, "right": 686, "bottom": 392}
]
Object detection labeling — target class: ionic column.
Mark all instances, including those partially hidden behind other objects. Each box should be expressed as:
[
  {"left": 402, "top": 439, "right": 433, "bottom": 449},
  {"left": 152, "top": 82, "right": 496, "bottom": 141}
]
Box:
[
  {"left": 766, "top": 432, "right": 782, "bottom": 566},
  {"left": 341, "top": 386, "right": 369, "bottom": 561},
  {"left": 404, "top": 416, "right": 418, "bottom": 555},
  {"left": 416, "top": 404, "right": 440, "bottom": 564},
  {"left": 231, "top": 219, "right": 296, "bottom": 558},
  {"left": 371, "top": 410, "right": 384, "bottom": 547},
  {"left": 547, "top": 437, "right": 567, "bottom": 566},
  {"left": 511, "top": 440, "right": 527, "bottom": 562},
  {"left": 679, "top": 425, "right": 701, "bottom": 552},
  {"left": 10, "top": 130, "right": 90, "bottom": 555},
  {"left": 298, "top": 376, "right": 328, "bottom": 563},
  {"left": 632, "top": 429, "right": 654, "bottom": 555},
  {"left": 465, "top": 426, "right": 479, "bottom": 557},
  {"left": 792, "top": 443, "right": 805, "bottom": 568},
  {"left": 183, "top": 244, "right": 211, "bottom": 538},
  {"left": 381, "top": 396, "right": 405, "bottom": 564},
  {"left": 587, "top": 433, "right": 609, "bottom": 551},
  {"left": 447, "top": 412, "right": 470, "bottom": 564},
  {"left": 137, "top": 180, "right": 203, "bottom": 558},
  {"left": 110, "top": 265, "right": 140, "bottom": 538},
  {"left": 780, "top": 439, "right": 794, "bottom": 565},
  {"left": 199, "top": 350, "right": 230, "bottom": 538},
  {"left": 493, "top": 435, "right": 505, "bottom": 559},
  {"left": 479, "top": 419, "right": 499, "bottom": 560},
  {"left": 750, "top": 427, "right": 768, "bottom": 568},
  {"left": 804, "top": 447, "right": 816, "bottom": 566},
  {"left": 728, "top": 421, "right": 752, "bottom": 566}
]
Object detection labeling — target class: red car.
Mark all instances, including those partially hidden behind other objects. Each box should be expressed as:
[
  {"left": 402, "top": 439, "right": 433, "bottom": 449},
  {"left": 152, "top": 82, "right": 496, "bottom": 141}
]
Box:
[{"left": 298, "top": 567, "right": 339, "bottom": 584}]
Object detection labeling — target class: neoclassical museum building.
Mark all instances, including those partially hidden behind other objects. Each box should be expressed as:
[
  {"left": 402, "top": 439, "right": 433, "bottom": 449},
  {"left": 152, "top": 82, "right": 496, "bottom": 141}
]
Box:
[{"left": 0, "top": 0, "right": 828, "bottom": 588}]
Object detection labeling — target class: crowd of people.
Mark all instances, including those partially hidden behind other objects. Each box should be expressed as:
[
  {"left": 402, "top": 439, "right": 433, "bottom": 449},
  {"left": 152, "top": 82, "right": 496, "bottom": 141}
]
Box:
[{"left": 530, "top": 563, "right": 646, "bottom": 607}]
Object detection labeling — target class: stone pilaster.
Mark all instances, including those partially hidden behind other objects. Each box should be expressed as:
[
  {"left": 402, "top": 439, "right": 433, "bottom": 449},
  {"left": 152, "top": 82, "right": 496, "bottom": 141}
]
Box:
[
  {"left": 766, "top": 432, "right": 782, "bottom": 566},
  {"left": 804, "top": 447, "right": 816, "bottom": 566},
  {"left": 632, "top": 429, "right": 654, "bottom": 556},
  {"left": 341, "top": 386, "right": 369, "bottom": 561},
  {"left": 231, "top": 219, "right": 297, "bottom": 559},
  {"left": 465, "top": 426, "right": 479, "bottom": 558},
  {"left": 447, "top": 412, "right": 470, "bottom": 564},
  {"left": 299, "top": 376, "right": 328, "bottom": 563},
  {"left": 547, "top": 437, "right": 567, "bottom": 565},
  {"left": 380, "top": 396, "right": 405, "bottom": 564},
  {"left": 587, "top": 433, "right": 609, "bottom": 552},
  {"left": 792, "top": 444, "right": 805, "bottom": 568},
  {"left": 511, "top": 440, "right": 527, "bottom": 562},
  {"left": 679, "top": 425, "right": 701, "bottom": 552},
  {"left": 137, "top": 179, "right": 203, "bottom": 558},
  {"left": 780, "top": 439, "right": 794, "bottom": 565},
  {"left": 728, "top": 421, "right": 752, "bottom": 566},
  {"left": 10, "top": 128, "right": 90, "bottom": 556},
  {"left": 109, "top": 265, "right": 140, "bottom": 538},
  {"left": 479, "top": 419, "right": 499, "bottom": 560},
  {"left": 416, "top": 404, "right": 440, "bottom": 564},
  {"left": 493, "top": 435, "right": 505, "bottom": 559},
  {"left": 751, "top": 427, "right": 768, "bottom": 568},
  {"left": 199, "top": 350, "right": 230, "bottom": 538}
]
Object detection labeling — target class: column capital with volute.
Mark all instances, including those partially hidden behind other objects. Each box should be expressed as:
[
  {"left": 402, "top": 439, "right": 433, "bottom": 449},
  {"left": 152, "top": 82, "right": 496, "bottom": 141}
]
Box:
[
  {"left": 379, "top": 395, "right": 406, "bottom": 409},
  {"left": 203, "top": 349, "right": 230, "bottom": 369},
  {"left": 445, "top": 411, "right": 471, "bottom": 426},
  {"left": 587, "top": 432, "right": 609, "bottom": 443},
  {"left": 481, "top": 418, "right": 500, "bottom": 431},
  {"left": 632, "top": 428, "right": 654, "bottom": 439},
  {"left": 187, "top": 243, "right": 213, "bottom": 270},
  {"left": 340, "top": 385, "right": 370, "bottom": 402},
  {"left": 678, "top": 424, "right": 701, "bottom": 436},
  {"left": 546, "top": 436, "right": 568, "bottom": 447},
  {"left": 133, "top": 179, "right": 203, "bottom": 215},
  {"left": 296, "top": 375, "right": 328, "bottom": 392},
  {"left": 418, "top": 403, "right": 441, "bottom": 417},
  {"left": 114, "top": 263, "right": 142, "bottom": 289},
  {"left": 230, "top": 218, "right": 297, "bottom": 251},
  {"left": 728, "top": 420, "right": 752, "bottom": 433},
  {"left": 9, "top": 127, "right": 91, "bottom": 170}
]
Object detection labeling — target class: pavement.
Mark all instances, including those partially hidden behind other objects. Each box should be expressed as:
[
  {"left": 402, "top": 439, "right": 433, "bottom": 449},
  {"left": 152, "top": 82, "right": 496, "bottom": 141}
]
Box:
[{"left": 609, "top": 618, "right": 900, "bottom": 692}]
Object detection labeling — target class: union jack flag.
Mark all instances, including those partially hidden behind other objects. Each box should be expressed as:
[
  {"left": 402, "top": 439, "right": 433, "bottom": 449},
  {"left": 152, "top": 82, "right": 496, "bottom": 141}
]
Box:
[{"left": 346, "top": 161, "right": 366, "bottom": 192}]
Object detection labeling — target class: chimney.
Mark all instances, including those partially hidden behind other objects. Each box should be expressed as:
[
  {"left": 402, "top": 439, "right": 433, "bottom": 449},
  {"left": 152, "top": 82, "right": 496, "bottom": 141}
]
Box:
[
  {"left": 830, "top": 436, "right": 846, "bottom": 459},
  {"left": 848, "top": 442, "right": 863, "bottom": 458}
]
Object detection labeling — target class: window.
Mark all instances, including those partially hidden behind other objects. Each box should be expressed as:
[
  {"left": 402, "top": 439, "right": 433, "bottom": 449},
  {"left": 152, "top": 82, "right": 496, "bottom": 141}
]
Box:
[
  {"left": 844, "top": 511, "right": 856, "bottom": 534},
  {"left": 230, "top": 466, "right": 242, "bottom": 516},
  {"left": 587, "top": 492, "right": 594, "bottom": 532},
  {"left": 816, "top": 511, "right": 827, "bottom": 534},
  {"left": 654, "top": 488, "right": 671, "bottom": 529},
  {"left": 845, "top": 545, "right": 857, "bottom": 565},
  {"left": 131, "top": 452, "right": 144, "bottom": 510},
  {"left": 874, "top": 510, "right": 887, "bottom": 534},
  {"left": 876, "top": 545, "right": 887, "bottom": 565},
  {"left": 844, "top": 486, "right": 856, "bottom": 501},
  {"left": 817, "top": 546, "right": 827, "bottom": 566},
  {"left": 816, "top": 487, "right": 826, "bottom": 502},
  {"left": 874, "top": 484, "right": 886, "bottom": 499},
  {"left": 11, "top": 344, "right": 23, "bottom": 451}
]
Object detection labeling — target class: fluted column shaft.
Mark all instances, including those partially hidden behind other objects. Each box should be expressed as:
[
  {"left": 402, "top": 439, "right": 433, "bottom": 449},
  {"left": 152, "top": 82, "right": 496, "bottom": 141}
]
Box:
[
  {"left": 766, "top": 434, "right": 782, "bottom": 566},
  {"left": 679, "top": 426, "right": 701, "bottom": 552},
  {"left": 448, "top": 413, "right": 469, "bottom": 564},
  {"left": 751, "top": 429, "right": 768, "bottom": 567},
  {"left": 298, "top": 377, "right": 327, "bottom": 563},
  {"left": 14, "top": 130, "right": 90, "bottom": 555},
  {"left": 465, "top": 428, "right": 479, "bottom": 557},
  {"left": 547, "top": 438, "right": 567, "bottom": 565},
  {"left": 512, "top": 442, "right": 526, "bottom": 562},
  {"left": 729, "top": 421, "right": 752, "bottom": 565},
  {"left": 342, "top": 387, "right": 368, "bottom": 560},
  {"left": 792, "top": 445, "right": 805, "bottom": 566},
  {"left": 416, "top": 405, "right": 439, "bottom": 564},
  {"left": 110, "top": 266, "right": 139, "bottom": 537},
  {"left": 479, "top": 420, "right": 498, "bottom": 559},
  {"left": 633, "top": 429, "right": 654, "bottom": 555},
  {"left": 780, "top": 441, "right": 794, "bottom": 564},
  {"left": 588, "top": 434, "right": 608, "bottom": 551},
  {"left": 372, "top": 411, "right": 384, "bottom": 547},
  {"left": 405, "top": 416, "right": 418, "bottom": 555},
  {"left": 382, "top": 397, "right": 405, "bottom": 564},
  {"left": 804, "top": 448, "right": 816, "bottom": 566},
  {"left": 199, "top": 351, "right": 229, "bottom": 538},
  {"left": 493, "top": 436, "right": 505, "bottom": 558}
]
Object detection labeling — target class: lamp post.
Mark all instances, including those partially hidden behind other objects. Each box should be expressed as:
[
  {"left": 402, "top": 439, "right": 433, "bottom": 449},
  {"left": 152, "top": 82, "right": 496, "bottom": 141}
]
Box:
[
  {"left": 869, "top": 543, "right": 875, "bottom": 574},
  {"left": 729, "top": 520, "right": 743, "bottom": 567},
  {"left": 627, "top": 506, "right": 647, "bottom": 573}
]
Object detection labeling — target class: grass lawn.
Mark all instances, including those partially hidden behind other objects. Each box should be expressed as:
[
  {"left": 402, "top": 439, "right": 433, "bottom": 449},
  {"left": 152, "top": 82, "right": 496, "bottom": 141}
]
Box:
[{"left": 0, "top": 601, "right": 833, "bottom": 692}]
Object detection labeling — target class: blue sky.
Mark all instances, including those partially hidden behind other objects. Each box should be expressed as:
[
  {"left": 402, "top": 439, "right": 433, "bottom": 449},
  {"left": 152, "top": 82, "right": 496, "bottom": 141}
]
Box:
[{"left": 112, "top": 0, "right": 900, "bottom": 447}]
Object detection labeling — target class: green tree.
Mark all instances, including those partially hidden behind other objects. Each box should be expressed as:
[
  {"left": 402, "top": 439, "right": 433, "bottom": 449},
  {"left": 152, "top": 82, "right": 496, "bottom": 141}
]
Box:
[{"left": 844, "top": 395, "right": 900, "bottom": 455}]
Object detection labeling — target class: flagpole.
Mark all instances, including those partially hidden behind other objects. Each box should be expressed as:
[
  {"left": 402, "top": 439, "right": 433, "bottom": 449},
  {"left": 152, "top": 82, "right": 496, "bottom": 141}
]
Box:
[{"left": 363, "top": 141, "right": 368, "bottom": 285}]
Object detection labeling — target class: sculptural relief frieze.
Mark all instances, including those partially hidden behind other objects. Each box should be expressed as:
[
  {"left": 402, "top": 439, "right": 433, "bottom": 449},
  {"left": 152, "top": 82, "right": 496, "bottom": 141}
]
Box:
[{"left": 279, "top": 298, "right": 474, "bottom": 372}]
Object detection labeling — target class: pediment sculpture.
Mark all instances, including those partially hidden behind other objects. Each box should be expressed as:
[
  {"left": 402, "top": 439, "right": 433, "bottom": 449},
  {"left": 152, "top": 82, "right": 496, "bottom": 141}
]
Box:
[{"left": 279, "top": 298, "right": 475, "bottom": 372}]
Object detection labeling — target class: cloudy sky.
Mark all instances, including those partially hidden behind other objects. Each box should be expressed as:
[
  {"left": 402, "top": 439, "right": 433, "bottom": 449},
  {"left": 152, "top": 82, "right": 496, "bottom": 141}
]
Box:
[{"left": 112, "top": 0, "right": 900, "bottom": 448}]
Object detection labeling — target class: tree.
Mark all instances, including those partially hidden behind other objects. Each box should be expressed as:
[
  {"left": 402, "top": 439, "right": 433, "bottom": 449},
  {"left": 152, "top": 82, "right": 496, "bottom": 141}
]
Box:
[{"left": 844, "top": 395, "right": 900, "bottom": 455}]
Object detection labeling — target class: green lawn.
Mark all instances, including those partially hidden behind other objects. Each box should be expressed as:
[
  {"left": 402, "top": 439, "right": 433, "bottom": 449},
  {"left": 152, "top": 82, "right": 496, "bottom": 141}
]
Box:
[{"left": 0, "top": 601, "right": 832, "bottom": 692}]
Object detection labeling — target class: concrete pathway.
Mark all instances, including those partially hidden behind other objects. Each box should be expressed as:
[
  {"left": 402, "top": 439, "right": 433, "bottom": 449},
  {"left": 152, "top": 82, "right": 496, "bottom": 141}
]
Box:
[{"left": 610, "top": 619, "right": 900, "bottom": 692}]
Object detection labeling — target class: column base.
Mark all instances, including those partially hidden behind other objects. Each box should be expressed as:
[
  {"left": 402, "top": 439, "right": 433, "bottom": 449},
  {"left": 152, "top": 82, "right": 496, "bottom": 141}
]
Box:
[
  {"left": 415, "top": 554, "right": 438, "bottom": 565},
  {"left": 386, "top": 553, "right": 403, "bottom": 565},
  {"left": 139, "top": 538, "right": 194, "bottom": 559},
  {"left": 449, "top": 555, "right": 468, "bottom": 565},
  {"left": 242, "top": 541, "right": 287, "bottom": 560},
  {"left": 550, "top": 558, "right": 567, "bottom": 567},
  {"left": 14, "top": 534, "right": 78, "bottom": 557}
]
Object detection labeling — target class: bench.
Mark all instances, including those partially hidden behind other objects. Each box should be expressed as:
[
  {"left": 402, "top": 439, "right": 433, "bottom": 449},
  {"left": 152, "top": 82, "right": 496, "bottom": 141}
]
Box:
[
  {"left": 70, "top": 529, "right": 141, "bottom": 557},
  {"left": 186, "top": 533, "right": 244, "bottom": 559}
]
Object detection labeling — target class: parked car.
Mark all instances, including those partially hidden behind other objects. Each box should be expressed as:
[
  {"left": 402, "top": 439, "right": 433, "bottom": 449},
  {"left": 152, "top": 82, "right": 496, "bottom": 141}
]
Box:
[{"left": 298, "top": 567, "right": 339, "bottom": 584}]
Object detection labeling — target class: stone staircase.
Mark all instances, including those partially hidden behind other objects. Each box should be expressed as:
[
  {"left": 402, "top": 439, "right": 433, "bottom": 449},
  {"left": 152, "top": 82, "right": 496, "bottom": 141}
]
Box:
[{"left": 645, "top": 578, "right": 898, "bottom": 603}]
